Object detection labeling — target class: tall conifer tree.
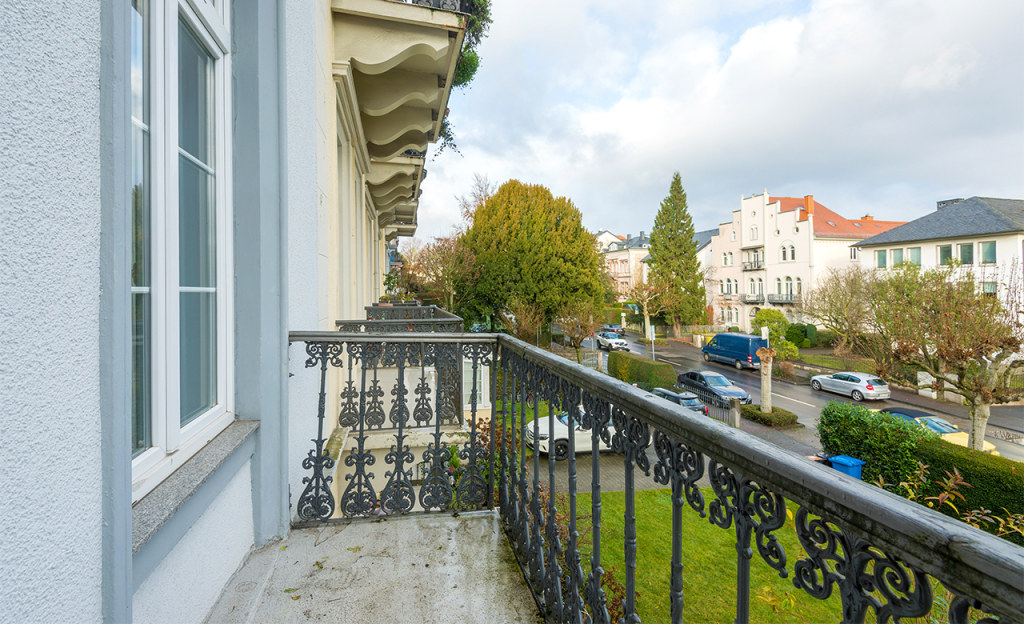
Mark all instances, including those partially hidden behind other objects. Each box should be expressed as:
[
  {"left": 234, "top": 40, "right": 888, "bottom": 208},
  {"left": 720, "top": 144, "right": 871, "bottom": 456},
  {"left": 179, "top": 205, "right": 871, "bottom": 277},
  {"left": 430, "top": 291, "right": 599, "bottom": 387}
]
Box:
[{"left": 648, "top": 172, "right": 706, "bottom": 334}]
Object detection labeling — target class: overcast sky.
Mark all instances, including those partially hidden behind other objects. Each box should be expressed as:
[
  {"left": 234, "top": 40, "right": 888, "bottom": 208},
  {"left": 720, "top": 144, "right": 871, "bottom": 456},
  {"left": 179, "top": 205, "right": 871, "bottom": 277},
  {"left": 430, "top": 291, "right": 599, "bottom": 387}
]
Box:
[{"left": 414, "top": 0, "right": 1024, "bottom": 240}]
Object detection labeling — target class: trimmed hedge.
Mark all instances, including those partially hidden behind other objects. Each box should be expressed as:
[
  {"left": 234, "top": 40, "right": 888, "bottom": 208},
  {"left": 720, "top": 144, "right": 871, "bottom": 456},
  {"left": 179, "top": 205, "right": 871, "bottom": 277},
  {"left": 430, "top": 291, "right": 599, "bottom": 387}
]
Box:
[
  {"left": 741, "top": 404, "right": 798, "bottom": 427},
  {"left": 608, "top": 350, "right": 676, "bottom": 389},
  {"left": 817, "top": 330, "right": 839, "bottom": 348},
  {"left": 804, "top": 324, "right": 818, "bottom": 346},
  {"left": 917, "top": 438, "right": 1024, "bottom": 545},
  {"left": 817, "top": 401, "right": 930, "bottom": 485},
  {"left": 785, "top": 324, "right": 806, "bottom": 344}
]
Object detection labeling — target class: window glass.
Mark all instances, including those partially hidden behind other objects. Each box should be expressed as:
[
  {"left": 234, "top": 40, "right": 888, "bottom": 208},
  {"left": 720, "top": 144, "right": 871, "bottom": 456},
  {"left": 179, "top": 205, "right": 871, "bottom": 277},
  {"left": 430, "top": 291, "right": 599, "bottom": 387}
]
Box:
[
  {"left": 982, "top": 282, "right": 997, "bottom": 297},
  {"left": 938, "top": 244, "right": 952, "bottom": 265},
  {"left": 850, "top": 247, "right": 859, "bottom": 260},
  {"left": 178, "top": 19, "right": 217, "bottom": 426},
  {"left": 875, "top": 250, "right": 887, "bottom": 268},
  {"left": 789, "top": 246, "right": 795, "bottom": 260},
  {"left": 980, "top": 241, "right": 996, "bottom": 264},
  {"left": 891, "top": 248, "right": 903, "bottom": 265},
  {"left": 131, "top": 0, "right": 151, "bottom": 456},
  {"left": 958, "top": 243, "right": 973, "bottom": 265},
  {"left": 908, "top": 247, "right": 921, "bottom": 266}
]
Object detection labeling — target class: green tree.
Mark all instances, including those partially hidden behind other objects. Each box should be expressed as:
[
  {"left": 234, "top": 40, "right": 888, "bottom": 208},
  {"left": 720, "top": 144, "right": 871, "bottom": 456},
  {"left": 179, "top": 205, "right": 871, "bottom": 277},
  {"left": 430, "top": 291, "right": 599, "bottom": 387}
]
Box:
[
  {"left": 752, "top": 308, "right": 798, "bottom": 361},
  {"left": 461, "top": 180, "right": 603, "bottom": 325},
  {"left": 647, "top": 173, "right": 706, "bottom": 336},
  {"left": 867, "top": 263, "right": 1024, "bottom": 450}
]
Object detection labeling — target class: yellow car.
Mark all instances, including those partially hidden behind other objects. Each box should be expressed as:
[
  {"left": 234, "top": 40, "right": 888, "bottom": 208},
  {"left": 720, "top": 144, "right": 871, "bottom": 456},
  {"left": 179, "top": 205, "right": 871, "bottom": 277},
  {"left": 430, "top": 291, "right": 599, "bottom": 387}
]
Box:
[{"left": 878, "top": 407, "right": 999, "bottom": 455}]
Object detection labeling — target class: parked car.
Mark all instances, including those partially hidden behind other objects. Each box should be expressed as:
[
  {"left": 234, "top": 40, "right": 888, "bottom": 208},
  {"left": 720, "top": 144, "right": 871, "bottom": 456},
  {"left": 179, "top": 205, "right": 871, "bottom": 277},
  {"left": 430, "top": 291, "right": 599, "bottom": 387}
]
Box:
[
  {"left": 876, "top": 407, "right": 999, "bottom": 455},
  {"left": 810, "top": 372, "right": 890, "bottom": 401},
  {"left": 702, "top": 332, "right": 768, "bottom": 370},
  {"left": 524, "top": 407, "right": 615, "bottom": 460},
  {"left": 651, "top": 388, "right": 709, "bottom": 415},
  {"left": 675, "top": 370, "right": 751, "bottom": 406},
  {"left": 595, "top": 331, "right": 629, "bottom": 351},
  {"left": 601, "top": 323, "right": 625, "bottom": 336}
]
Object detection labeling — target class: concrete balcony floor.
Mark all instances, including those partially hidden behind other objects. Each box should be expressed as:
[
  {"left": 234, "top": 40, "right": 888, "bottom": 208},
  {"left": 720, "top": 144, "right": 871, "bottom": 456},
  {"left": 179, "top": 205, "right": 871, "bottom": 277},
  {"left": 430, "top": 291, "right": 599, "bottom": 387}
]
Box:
[{"left": 206, "top": 511, "right": 541, "bottom": 623}]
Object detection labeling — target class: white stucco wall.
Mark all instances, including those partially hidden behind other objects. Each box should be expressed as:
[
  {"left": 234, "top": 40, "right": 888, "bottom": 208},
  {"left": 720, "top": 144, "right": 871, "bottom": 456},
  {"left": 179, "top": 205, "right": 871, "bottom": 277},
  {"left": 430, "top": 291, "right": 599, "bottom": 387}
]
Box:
[
  {"left": 132, "top": 460, "right": 255, "bottom": 623},
  {"left": 0, "top": 2, "right": 104, "bottom": 620}
]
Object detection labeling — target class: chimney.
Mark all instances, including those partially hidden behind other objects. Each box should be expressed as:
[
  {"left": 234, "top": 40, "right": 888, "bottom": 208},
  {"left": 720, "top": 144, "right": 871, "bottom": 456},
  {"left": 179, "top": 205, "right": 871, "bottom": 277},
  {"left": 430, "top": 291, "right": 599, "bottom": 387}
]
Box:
[
  {"left": 803, "top": 195, "right": 815, "bottom": 215},
  {"left": 640, "top": 231, "right": 645, "bottom": 239},
  {"left": 937, "top": 198, "right": 964, "bottom": 210},
  {"left": 862, "top": 215, "right": 874, "bottom": 221}
]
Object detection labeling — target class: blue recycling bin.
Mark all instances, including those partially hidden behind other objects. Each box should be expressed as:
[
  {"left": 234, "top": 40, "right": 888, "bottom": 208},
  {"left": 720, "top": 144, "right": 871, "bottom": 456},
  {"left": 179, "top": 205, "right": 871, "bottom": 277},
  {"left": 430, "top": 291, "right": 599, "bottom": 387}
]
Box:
[{"left": 829, "top": 455, "right": 866, "bottom": 479}]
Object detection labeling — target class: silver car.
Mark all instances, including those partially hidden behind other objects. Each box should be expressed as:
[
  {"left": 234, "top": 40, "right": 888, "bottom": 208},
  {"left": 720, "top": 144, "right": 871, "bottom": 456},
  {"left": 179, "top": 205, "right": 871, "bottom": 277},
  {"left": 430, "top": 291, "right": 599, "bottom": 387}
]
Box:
[{"left": 810, "top": 372, "right": 890, "bottom": 401}]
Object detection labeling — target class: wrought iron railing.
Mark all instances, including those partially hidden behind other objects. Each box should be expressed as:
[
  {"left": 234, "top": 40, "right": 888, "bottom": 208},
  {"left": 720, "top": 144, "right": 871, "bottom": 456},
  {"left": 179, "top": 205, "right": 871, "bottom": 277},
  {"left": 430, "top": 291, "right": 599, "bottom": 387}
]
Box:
[
  {"left": 767, "top": 293, "right": 800, "bottom": 304},
  {"left": 338, "top": 303, "right": 463, "bottom": 332},
  {"left": 742, "top": 261, "right": 764, "bottom": 271},
  {"left": 288, "top": 331, "right": 1023, "bottom": 623},
  {"left": 393, "top": 0, "right": 463, "bottom": 11},
  {"left": 741, "top": 293, "right": 765, "bottom": 304}
]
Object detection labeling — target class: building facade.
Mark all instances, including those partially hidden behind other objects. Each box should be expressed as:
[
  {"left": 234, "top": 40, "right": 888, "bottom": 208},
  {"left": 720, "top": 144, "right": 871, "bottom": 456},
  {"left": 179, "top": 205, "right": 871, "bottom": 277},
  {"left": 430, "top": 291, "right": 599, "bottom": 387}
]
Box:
[
  {"left": 707, "top": 192, "right": 905, "bottom": 330},
  {"left": 855, "top": 197, "right": 1024, "bottom": 299},
  {"left": 600, "top": 231, "right": 651, "bottom": 296},
  {"left": 0, "top": 1, "right": 463, "bottom": 621}
]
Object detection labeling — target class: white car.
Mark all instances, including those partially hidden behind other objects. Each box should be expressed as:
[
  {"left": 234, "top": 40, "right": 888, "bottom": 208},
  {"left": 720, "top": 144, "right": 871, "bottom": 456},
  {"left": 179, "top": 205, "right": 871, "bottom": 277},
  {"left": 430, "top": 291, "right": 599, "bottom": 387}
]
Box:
[
  {"left": 524, "top": 408, "right": 616, "bottom": 460},
  {"left": 595, "top": 331, "right": 629, "bottom": 351},
  {"left": 810, "top": 371, "right": 890, "bottom": 401}
]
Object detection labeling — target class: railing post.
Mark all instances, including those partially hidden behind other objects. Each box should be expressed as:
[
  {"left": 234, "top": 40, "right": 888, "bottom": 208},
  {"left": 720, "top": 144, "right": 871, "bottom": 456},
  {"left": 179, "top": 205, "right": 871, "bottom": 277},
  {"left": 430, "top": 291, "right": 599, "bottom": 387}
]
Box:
[{"left": 729, "top": 398, "right": 741, "bottom": 428}]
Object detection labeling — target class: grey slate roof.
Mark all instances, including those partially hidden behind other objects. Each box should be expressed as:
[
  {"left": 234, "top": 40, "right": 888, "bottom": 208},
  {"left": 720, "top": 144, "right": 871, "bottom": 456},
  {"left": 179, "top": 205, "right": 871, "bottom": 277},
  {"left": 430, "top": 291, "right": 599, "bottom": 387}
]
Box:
[
  {"left": 855, "top": 197, "right": 1024, "bottom": 247},
  {"left": 694, "top": 228, "right": 715, "bottom": 252}
]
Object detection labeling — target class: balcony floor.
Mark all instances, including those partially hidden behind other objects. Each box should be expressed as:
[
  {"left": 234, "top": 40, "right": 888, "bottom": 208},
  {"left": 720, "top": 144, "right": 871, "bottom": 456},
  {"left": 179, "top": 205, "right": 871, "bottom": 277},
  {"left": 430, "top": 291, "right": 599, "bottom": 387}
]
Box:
[{"left": 206, "top": 511, "right": 541, "bottom": 623}]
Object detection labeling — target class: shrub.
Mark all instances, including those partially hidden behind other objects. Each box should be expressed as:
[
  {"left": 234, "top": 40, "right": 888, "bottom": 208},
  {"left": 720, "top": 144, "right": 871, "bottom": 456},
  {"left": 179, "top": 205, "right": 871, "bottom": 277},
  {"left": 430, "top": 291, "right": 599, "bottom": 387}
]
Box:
[
  {"left": 774, "top": 339, "right": 799, "bottom": 362},
  {"left": 817, "top": 330, "right": 839, "bottom": 348},
  {"left": 777, "top": 360, "right": 795, "bottom": 379},
  {"left": 741, "top": 404, "right": 797, "bottom": 427},
  {"left": 804, "top": 324, "right": 818, "bottom": 346},
  {"left": 817, "top": 401, "right": 930, "bottom": 485},
  {"left": 800, "top": 338, "right": 811, "bottom": 349},
  {"left": 785, "top": 324, "right": 806, "bottom": 345},
  {"left": 728, "top": 326, "right": 740, "bottom": 333},
  {"left": 752, "top": 309, "right": 789, "bottom": 347},
  {"left": 608, "top": 350, "right": 676, "bottom": 389},
  {"left": 916, "top": 438, "right": 1024, "bottom": 545}
]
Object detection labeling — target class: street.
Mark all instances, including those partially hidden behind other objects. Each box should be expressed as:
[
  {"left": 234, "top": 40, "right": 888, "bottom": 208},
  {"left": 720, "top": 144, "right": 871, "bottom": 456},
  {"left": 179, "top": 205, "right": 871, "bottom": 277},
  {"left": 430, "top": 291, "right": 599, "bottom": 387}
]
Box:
[{"left": 583, "top": 332, "right": 1023, "bottom": 463}]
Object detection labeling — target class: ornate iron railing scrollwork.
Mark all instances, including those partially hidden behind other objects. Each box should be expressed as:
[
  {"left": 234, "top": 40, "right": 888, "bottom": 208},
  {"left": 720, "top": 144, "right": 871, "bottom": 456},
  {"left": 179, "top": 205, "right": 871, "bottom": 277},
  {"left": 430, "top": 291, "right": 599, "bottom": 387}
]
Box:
[{"left": 288, "top": 331, "right": 1022, "bottom": 623}]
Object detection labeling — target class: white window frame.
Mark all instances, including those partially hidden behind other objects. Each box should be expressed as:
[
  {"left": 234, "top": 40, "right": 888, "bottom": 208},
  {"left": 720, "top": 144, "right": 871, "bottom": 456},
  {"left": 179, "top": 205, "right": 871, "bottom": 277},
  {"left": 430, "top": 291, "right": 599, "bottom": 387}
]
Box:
[{"left": 131, "top": 0, "right": 234, "bottom": 502}]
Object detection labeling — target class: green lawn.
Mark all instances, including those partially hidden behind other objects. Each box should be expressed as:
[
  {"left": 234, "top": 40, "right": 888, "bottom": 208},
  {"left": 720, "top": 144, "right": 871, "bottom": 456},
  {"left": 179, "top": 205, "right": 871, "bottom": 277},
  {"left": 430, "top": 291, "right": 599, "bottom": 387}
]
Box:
[
  {"left": 799, "top": 351, "right": 875, "bottom": 374},
  {"left": 570, "top": 489, "right": 971, "bottom": 623}
]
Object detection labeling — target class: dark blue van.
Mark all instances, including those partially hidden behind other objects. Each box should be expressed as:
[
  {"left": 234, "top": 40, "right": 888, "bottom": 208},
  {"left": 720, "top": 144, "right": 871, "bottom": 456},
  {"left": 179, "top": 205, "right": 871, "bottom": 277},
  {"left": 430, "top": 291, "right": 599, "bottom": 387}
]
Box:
[{"left": 702, "top": 332, "right": 768, "bottom": 370}]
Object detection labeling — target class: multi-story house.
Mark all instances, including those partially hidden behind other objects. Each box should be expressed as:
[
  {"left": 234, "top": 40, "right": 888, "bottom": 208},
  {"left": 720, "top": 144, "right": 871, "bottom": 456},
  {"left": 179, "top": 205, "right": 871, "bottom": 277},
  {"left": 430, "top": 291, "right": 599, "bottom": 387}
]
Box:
[
  {"left": 855, "top": 197, "right": 1024, "bottom": 299},
  {"left": 3, "top": 4, "right": 1017, "bottom": 624},
  {"left": 601, "top": 231, "right": 651, "bottom": 296},
  {"left": 708, "top": 192, "right": 905, "bottom": 330}
]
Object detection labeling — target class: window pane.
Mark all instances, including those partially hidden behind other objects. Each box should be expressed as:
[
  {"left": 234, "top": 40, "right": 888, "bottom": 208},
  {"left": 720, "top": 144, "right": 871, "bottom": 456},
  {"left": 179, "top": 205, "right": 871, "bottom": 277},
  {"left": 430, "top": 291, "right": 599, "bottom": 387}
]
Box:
[
  {"left": 980, "top": 241, "right": 996, "bottom": 264},
  {"left": 179, "top": 157, "right": 215, "bottom": 287},
  {"left": 178, "top": 21, "right": 212, "bottom": 165},
  {"left": 938, "top": 245, "right": 952, "bottom": 265},
  {"left": 180, "top": 292, "right": 217, "bottom": 425},
  {"left": 908, "top": 247, "right": 921, "bottom": 266},
  {"left": 130, "top": 0, "right": 148, "bottom": 125},
  {"left": 959, "top": 243, "right": 973, "bottom": 265},
  {"left": 131, "top": 0, "right": 151, "bottom": 456},
  {"left": 133, "top": 293, "right": 151, "bottom": 454},
  {"left": 875, "top": 250, "right": 887, "bottom": 268},
  {"left": 179, "top": 16, "right": 217, "bottom": 426},
  {"left": 892, "top": 249, "right": 903, "bottom": 265}
]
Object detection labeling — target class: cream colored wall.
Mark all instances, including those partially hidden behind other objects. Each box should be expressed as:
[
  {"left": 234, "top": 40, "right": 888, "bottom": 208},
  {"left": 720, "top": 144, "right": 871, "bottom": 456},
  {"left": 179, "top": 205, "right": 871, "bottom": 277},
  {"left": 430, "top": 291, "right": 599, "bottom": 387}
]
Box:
[{"left": 861, "top": 233, "right": 1024, "bottom": 300}]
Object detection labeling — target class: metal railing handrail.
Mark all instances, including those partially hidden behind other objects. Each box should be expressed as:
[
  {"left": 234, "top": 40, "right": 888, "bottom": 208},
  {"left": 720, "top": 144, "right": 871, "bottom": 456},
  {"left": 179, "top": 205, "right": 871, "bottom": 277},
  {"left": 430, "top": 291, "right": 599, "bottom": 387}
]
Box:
[
  {"left": 494, "top": 334, "right": 1023, "bottom": 616},
  {"left": 286, "top": 330, "right": 1023, "bottom": 619}
]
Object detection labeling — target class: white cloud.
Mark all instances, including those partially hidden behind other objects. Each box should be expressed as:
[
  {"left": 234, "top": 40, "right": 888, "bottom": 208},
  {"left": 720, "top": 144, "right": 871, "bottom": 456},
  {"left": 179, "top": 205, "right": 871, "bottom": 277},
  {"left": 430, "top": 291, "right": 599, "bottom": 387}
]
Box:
[{"left": 416, "top": 0, "right": 1024, "bottom": 239}]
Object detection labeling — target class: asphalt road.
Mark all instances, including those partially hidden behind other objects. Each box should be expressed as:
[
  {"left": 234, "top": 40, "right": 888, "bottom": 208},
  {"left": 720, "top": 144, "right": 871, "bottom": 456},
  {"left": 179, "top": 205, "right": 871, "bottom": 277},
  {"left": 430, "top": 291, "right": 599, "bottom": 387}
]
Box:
[{"left": 582, "top": 333, "right": 1023, "bottom": 463}]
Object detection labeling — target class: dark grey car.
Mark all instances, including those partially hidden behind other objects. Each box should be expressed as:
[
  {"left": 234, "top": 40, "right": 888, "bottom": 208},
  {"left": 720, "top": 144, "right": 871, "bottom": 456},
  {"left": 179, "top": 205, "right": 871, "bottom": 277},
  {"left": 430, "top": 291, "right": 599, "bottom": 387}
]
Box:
[{"left": 675, "top": 370, "right": 751, "bottom": 407}]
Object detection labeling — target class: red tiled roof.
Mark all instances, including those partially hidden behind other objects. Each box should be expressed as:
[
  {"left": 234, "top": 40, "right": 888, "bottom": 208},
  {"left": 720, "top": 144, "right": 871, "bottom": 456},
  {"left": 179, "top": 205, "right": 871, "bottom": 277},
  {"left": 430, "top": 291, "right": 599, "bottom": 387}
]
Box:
[{"left": 769, "top": 196, "right": 905, "bottom": 238}]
